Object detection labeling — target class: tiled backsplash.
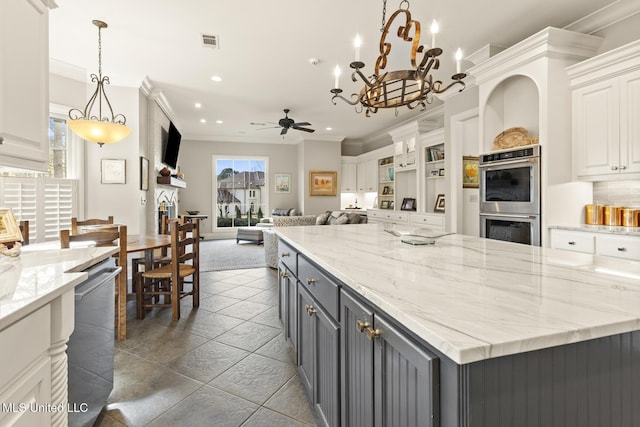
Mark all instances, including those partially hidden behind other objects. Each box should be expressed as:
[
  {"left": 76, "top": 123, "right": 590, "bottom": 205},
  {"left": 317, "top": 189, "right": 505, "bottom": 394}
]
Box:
[{"left": 593, "top": 181, "right": 640, "bottom": 207}]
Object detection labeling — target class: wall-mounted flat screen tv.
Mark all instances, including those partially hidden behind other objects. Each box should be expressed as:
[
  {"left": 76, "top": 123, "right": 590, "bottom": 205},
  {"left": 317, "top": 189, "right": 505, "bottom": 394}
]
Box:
[{"left": 161, "top": 122, "right": 182, "bottom": 169}]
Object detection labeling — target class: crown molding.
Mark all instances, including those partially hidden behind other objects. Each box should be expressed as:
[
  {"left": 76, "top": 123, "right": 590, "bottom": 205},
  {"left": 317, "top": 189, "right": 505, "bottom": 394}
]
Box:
[
  {"left": 141, "top": 77, "right": 177, "bottom": 125},
  {"left": 564, "top": 0, "right": 640, "bottom": 34}
]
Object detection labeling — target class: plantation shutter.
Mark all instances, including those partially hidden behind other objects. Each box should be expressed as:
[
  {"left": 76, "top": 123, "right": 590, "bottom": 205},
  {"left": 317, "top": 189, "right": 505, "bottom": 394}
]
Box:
[{"left": 0, "top": 177, "right": 77, "bottom": 242}]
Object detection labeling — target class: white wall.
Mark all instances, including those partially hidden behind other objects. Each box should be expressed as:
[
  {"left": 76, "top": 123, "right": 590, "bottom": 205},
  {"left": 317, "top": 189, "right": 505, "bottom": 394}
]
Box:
[{"left": 299, "top": 139, "right": 342, "bottom": 215}]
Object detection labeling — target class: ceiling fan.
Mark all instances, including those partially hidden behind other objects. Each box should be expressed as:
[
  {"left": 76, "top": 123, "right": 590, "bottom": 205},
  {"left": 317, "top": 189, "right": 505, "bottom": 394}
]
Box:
[{"left": 251, "top": 109, "right": 315, "bottom": 135}]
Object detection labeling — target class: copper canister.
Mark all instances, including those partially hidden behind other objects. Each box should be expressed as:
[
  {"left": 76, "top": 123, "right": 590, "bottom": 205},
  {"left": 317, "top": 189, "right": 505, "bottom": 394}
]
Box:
[
  {"left": 621, "top": 208, "right": 640, "bottom": 227},
  {"left": 603, "top": 206, "right": 623, "bottom": 226},
  {"left": 585, "top": 204, "right": 605, "bottom": 225}
]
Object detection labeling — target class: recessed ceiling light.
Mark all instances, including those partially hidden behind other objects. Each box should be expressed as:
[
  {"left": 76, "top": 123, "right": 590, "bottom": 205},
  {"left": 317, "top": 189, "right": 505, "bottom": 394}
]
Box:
[
  {"left": 216, "top": 120, "right": 223, "bottom": 124},
  {"left": 326, "top": 127, "right": 333, "bottom": 131},
  {"left": 200, "top": 118, "right": 207, "bottom": 124},
  {"left": 195, "top": 102, "right": 202, "bottom": 108},
  {"left": 210, "top": 75, "right": 222, "bottom": 82}
]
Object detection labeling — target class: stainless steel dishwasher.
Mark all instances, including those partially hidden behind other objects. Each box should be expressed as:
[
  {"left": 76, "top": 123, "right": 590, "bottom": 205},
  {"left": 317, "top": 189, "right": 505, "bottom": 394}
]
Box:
[{"left": 67, "top": 257, "right": 121, "bottom": 427}]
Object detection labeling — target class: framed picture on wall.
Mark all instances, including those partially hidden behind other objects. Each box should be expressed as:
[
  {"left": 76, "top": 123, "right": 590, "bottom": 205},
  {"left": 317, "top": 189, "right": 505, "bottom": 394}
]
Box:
[
  {"left": 101, "top": 159, "right": 126, "bottom": 184},
  {"left": 274, "top": 173, "right": 291, "bottom": 193},
  {"left": 309, "top": 171, "right": 337, "bottom": 196},
  {"left": 140, "top": 157, "right": 149, "bottom": 191},
  {"left": 462, "top": 156, "right": 479, "bottom": 188}
]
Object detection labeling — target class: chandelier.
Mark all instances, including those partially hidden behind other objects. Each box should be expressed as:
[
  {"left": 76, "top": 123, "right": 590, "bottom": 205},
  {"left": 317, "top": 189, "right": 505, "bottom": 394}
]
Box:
[
  {"left": 68, "top": 20, "right": 131, "bottom": 147},
  {"left": 330, "top": 0, "right": 466, "bottom": 116}
]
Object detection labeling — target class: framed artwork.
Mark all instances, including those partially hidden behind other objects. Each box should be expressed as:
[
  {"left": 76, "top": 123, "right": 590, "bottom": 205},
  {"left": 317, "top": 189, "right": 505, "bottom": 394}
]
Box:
[
  {"left": 438, "top": 168, "right": 445, "bottom": 176},
  {"left": 309, "top": 171, "right": 337, "bottom": 196},
  {"left": 462, "top": 156, "right": 479, "bottom": 188},
  {"left": 400, "top": 197, "right": 416, "bottom": 211},
  {"left": 380, "top": 200, "right": 390, "bottom": 209},
  {"left": 434, "top": 194, "right": 446, "bottom": 212},
  {"left": 0, "top": 208, "right": 22, "bottom": 244},
  {"left": 275, "top": 173, "right": 291, "bottom": 193},
  {"left": 140, "top": 157, "right": 149, "bottom": 191},
  {"left": 101, "top": 159, "right": 126, "bottom": 184},
  {"left": 382, "top": 186, "right": 389, "bottom": 195}
]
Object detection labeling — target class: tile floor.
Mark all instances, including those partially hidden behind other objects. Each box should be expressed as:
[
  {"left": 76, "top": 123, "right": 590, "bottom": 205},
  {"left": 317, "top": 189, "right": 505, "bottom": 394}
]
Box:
[{"left": 95, "top": 267, "right": 319, "bottom": 427}]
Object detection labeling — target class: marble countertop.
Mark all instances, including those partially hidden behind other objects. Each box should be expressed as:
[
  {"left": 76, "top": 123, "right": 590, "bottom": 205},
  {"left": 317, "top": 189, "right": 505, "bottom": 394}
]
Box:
[
  {"left": 0, "top": 243, "right": 118, "bottom": 330},
  {"left": 276, "top": 223, "right": 640, "bottom": 364},
  {"left": 550, "top": 224, "right": 640, "bottom": 236}
]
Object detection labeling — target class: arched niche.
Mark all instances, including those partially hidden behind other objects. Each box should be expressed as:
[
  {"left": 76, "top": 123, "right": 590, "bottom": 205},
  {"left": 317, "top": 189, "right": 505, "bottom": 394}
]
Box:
[{"left": 482, "top": 74, "right": 539, "bottom": 152}]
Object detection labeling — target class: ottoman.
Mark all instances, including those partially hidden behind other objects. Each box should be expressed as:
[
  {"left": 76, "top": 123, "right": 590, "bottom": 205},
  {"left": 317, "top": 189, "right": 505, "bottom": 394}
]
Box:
[
  {"left": 236, "top": 226, "right": 264, "bottom": 244},
  {"left": 262, "top": 229, "right": 278, "bottom": 269}
]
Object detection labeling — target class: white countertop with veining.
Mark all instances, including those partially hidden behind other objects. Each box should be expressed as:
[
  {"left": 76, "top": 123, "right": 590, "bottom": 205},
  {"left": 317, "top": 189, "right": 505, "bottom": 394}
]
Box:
[
  {"left": 276, "top": 223, "right": 640, "bottom": 364},
  {"left": 0, "top": 243, "right": 118, "bottom": 330}
]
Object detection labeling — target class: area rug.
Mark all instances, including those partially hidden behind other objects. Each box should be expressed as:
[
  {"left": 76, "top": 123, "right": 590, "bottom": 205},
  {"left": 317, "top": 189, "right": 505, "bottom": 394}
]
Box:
[{"left": 199, "top": 239, "right": 266, "bottom": 271}]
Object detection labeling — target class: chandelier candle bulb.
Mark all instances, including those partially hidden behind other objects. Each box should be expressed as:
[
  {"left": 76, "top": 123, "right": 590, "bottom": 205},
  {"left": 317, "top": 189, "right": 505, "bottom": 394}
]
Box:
[
  {"left": 455, "top": 48, "right": 462, "bottom": 74},
  {"left": 354, "top": 34, "right": 362, "bottom": 62},
  {"left": 334, "top": 65, "right": 341, "bottom": 89},
  {"left": 430, "top": 20, "right": 439, "bottom": 48}
]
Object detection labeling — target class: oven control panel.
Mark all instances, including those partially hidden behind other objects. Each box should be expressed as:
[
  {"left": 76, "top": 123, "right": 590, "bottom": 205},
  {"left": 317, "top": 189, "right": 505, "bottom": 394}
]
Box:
[{"left": 480, "top": 145, "right": 540, "bottom": 165}]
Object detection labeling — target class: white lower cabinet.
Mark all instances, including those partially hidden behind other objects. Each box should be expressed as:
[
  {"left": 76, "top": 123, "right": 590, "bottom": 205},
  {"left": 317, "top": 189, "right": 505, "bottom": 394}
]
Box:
[{"left": 550, "top": 228, "right": 640, "bottom": 260}]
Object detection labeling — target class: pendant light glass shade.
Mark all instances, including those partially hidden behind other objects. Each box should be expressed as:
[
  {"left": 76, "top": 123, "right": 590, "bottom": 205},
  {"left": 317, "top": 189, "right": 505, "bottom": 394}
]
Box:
[{"left": 67, "top": 119, "right": 131, "bottom": 145}]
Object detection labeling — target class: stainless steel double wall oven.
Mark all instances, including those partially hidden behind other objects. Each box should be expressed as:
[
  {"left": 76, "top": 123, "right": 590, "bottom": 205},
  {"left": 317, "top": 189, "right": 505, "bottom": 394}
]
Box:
[{"left": 479, "top": 145, "right": 541, "bottom": 246}]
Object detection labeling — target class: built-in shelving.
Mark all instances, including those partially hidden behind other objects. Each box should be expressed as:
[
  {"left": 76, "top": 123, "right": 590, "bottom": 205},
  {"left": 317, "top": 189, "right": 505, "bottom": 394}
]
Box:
[{"left": 378, "top": 156, "right": 395, "bottom": 209}]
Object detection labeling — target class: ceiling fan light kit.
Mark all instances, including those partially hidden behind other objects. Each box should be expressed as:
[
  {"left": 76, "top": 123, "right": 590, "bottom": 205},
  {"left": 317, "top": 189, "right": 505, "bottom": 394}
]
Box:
[
  {"left": 68, "top": 20, "right": 131, "bottom": 147},
  {"left": 330, "top": 0, "right": 466, "bottom": 117}
]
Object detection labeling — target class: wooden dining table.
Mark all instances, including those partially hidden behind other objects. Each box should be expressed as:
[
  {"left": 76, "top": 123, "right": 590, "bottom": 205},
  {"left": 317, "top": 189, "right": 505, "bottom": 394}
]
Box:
[{"left": 116, "top": 233, "right": 172, "bottom": 341}]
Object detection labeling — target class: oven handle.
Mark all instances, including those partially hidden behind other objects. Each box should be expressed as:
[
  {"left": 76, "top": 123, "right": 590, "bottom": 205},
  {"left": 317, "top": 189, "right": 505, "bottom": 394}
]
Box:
[
  {"left": 479, "top": 213, "right": 538, "bottom": 219},
  {"left": 479, "top": 158, "right": 538, "bottom": 169}
]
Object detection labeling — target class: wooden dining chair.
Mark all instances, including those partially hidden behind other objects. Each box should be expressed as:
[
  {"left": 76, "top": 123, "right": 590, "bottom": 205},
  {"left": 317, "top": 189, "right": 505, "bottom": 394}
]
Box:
[
  {"left": 71, "top": 216, "right": 114, "bottom": 234},
  {"left": 139, "top": 219, "right": 199, "bottom": 320},
  {"left": 18, "top": 220, "right": 29, "bottom": 245},
  {"left": 61, "top": 225, "right": 128, "bottom": 340}
]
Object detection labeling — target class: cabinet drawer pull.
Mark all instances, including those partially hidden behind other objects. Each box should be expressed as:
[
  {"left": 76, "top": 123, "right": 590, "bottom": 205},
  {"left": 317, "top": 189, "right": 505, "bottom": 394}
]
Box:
[
  {"left": 618, "top": 247, "right": 627, "bottom": 252},
  {"left": 620, "top": 165, "right": 627, "bottom": 170},
  {"left": 281, "top": 252, "right": 290, "bottom": 257},
  {"left": 0, "top": 136, "right": 4, "bottom": 144},
  {"left": 568, "top": 241, "right": 576, "bottom": 245},
  {"left": 306, "top": 278, "right": 316, "bottom": 285},
  {"left": 366, "top": 327, "right": 381, "bottom": 341},
  {"left": 611, "top": 165, "right": 619, "bottom": 171},
  {"left": 356, "top": 320, "right": 370, "bottom": 333}
]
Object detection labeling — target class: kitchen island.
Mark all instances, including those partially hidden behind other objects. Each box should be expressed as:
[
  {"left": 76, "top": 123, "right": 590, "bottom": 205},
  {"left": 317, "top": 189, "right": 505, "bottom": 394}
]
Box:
[
  {"left": 0, "top": 244, "right": 118, "bottom": 427},
  {"left": 276, "top": 223, "right": 640, "bottom": 427}
]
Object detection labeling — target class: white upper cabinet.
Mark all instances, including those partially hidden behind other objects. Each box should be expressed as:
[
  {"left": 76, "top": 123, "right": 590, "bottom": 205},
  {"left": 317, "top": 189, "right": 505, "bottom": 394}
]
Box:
[
  {"left": 0, "top": 0, "right": 54, "bottom": 171},
  {"left": 340, "top": 161, "right": 357, "bottom": 192},
  {"left": 356, "top": 159, "right": 377, "bottom": 192},
  {"left": 569, "top": 40, "right": 640, "bottom": 180}
]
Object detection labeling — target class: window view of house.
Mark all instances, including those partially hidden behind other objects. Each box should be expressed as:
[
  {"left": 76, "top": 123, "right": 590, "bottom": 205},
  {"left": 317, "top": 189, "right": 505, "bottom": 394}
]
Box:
[{"left": 215, "top": 158, "right": 267, "bottom": 228}]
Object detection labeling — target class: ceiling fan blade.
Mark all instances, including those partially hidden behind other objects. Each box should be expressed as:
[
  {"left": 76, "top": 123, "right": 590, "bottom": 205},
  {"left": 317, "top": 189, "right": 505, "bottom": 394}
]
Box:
[
  {"left": 293, "top": 126, "right": 315, "bottom": 133},
  {"left": 257, "top": 126, "right": 281, "bottom": 130},
  {"left": 293, "top": 122, "right": 311, "bottom": 127},
  {"left": 280, "top": 127, "right": 288, "bottom": 135},
  {"left": 250, "top": 122, "right": 266, "bottom": 126}
]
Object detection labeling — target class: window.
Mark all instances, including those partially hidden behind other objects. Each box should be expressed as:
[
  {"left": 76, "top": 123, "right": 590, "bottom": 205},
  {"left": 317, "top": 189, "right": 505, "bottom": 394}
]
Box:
[
  {"left": 214, "top": 157, "right": 268, "bottom": 229},
  {"left": 0, "top": 111, "right": 81, "bottom": 242}
]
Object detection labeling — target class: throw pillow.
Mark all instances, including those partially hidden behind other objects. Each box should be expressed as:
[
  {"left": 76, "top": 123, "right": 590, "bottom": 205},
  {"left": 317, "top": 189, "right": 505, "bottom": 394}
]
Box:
[
  {"left": 335, "top": 213, "right": 350, "bottom": 224},
  {"left": 316, "top": 211, "right": 331, "bottom": 225},
  {"left": 345, "top": 213, "right": 361, "bottom": 224}
]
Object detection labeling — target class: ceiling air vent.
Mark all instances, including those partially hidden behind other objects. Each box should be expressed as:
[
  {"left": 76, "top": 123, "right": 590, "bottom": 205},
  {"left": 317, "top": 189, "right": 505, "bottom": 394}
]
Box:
[{"left": 202, "top": 34, "right": 219, "bottom": 49}]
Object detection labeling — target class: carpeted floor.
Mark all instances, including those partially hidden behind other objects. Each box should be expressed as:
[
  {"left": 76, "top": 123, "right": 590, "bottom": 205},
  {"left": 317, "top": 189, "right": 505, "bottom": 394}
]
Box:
[{"left": 199, "top": 239, "right": 266, "bottom": 271}]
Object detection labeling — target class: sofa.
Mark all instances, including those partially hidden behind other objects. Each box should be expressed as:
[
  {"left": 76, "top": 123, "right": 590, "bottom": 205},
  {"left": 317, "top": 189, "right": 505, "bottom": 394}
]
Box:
[{"left": 262, "top": 210, "right": 367, "bottom": 268}]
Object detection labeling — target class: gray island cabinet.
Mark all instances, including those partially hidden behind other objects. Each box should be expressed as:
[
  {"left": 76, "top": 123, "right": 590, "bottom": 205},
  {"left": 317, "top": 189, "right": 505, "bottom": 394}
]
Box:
[{"left": 276, "top": 223, "right": 640, "bottom": 427}]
